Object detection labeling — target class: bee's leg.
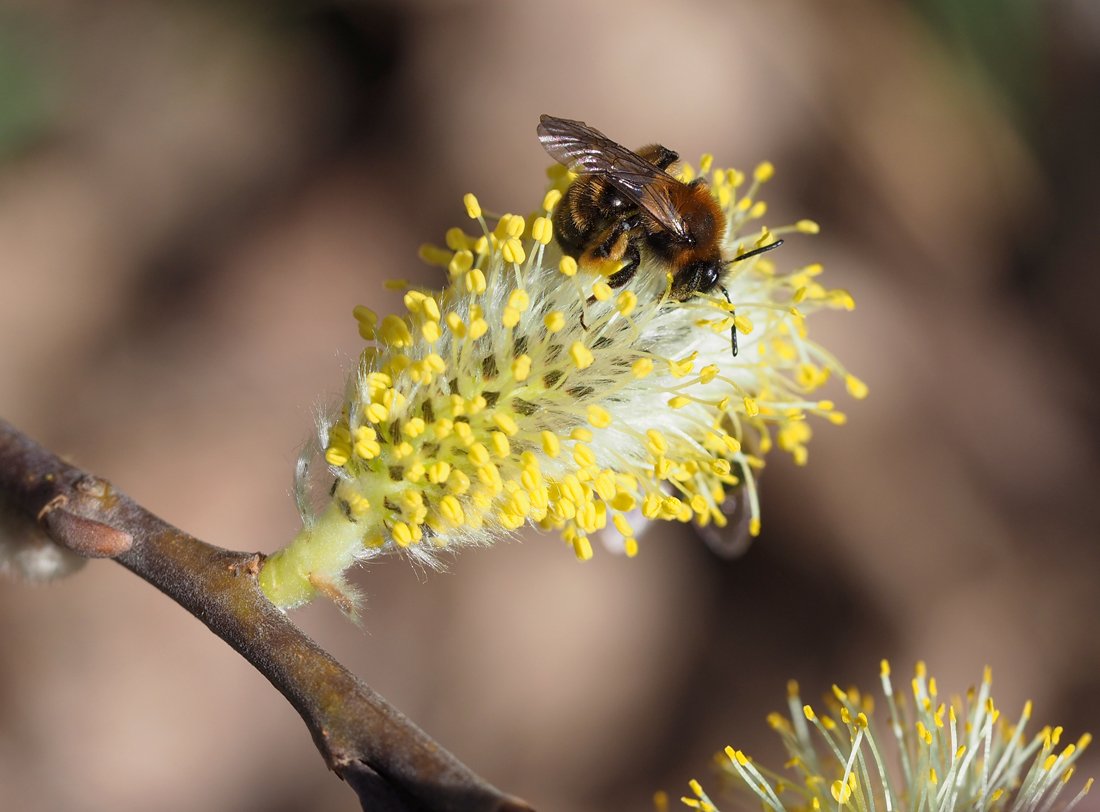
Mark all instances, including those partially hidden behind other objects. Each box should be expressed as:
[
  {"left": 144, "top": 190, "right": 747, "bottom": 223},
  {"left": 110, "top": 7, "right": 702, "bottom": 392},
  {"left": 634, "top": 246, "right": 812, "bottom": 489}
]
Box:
[
  {"left": 589, "top": 213, "right": 641, "bottom": 261},
  {"left": 606, "top": 242, "right": 641, "bottom": 289},
  {"left": 580, "top": 239, "right": 640, "bottom": 331}
]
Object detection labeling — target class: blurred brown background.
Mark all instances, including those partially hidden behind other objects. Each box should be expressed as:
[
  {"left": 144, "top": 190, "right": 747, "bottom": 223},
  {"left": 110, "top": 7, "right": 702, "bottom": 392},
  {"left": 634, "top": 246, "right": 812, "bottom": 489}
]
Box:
[{"left": 1, "top": 1, "right": 1098, "bottom": 810}]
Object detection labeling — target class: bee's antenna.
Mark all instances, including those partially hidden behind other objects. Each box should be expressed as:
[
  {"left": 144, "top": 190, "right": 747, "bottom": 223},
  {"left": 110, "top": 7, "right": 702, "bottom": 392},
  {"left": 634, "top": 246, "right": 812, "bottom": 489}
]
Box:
[
  {"left": 717, "top": 284, "right": 738, "bottom": 357},
  {"left": 721, "top": 240, "right": 783, "bottom": 358},
  {"left": 726, "top": 239, "right": 784, "bottom": 266}
]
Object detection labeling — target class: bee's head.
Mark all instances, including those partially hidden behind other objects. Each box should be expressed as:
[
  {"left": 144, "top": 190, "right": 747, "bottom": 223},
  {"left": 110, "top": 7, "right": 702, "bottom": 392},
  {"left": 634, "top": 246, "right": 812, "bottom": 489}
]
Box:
[{"left": 671, "top": 257, "right": 725, "bottom": 300}]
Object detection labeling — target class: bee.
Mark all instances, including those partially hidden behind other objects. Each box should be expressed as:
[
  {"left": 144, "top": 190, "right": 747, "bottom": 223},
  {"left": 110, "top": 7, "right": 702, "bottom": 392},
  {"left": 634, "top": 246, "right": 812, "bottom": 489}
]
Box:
[{"left": 537, "top": 114, "right": 781, "bottom": 355}]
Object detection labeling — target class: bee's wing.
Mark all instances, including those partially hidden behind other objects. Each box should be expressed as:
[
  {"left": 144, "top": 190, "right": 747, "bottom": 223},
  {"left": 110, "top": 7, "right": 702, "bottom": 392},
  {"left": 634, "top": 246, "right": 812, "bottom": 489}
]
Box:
[{"left": 538, "top": 115, "right": 689, "bottom": 241}]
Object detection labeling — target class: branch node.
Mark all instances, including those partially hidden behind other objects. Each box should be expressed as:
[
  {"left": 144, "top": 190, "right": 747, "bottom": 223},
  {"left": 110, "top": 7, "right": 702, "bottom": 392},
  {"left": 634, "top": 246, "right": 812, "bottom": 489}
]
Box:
[
  {"left": 229, "top": 553, "right": 264, "bottom": 577},
  {"left": 36, "top": 493, "right": 67, "bottom": 523},
  {"left": 42, "top": 506, "right": 134, "bottom": 557}
]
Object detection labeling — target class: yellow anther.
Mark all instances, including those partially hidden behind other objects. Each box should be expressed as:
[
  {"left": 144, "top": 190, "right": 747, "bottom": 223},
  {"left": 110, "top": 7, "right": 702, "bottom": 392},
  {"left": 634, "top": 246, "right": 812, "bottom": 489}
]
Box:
[
  {"left": 592, "top": 282, "right": 613, "bottom": 301},
  {"left": 698, "top": 364, "right": 719, "bottom": 384},
  {"left": 448, "top": 250, "right": 473, "bottom": 277},
  {"left": 426, "top": 353, "right": 446, "bottom": 373},
  {"left": 401, "top": 418, "right": 426, "bottom": 438},
  {"left": 439, "top": 494, "right": 465, "bottom": 526},
  {"left": 468, "top": 317, "right": 488, "bottom": 340},
  {"left": 353, "top": 305, "right": 378, "bottom": 326},
  {"left": 468, "top": 443, "right": 490, "bottom": 466},
  {"left": 421, "top": 320, "right": 442, "bottom": 343},
  {"left": 616, "top": 290, "right": 637, "bottom": 316},
  {"left": 544, "top": 311, "right": 566, "bottom": 333},
  {"left": 645, "top": 429, "right": 667, "bottom": 456},
  {"left": 502, "top": 238, "right": 526, "bottom": 265},
  {"left": 586, "top": 405, "right": 612, "bottom": 428},
  {"left": 346, "top": 494, "right": 370, "bottom": 517},
  {"left": 447, "top": 469, "right": 471, "bottom": 494},
  {"left": 502, "top": 306, "right": 521, "bottom": 329},
  {"left": 418, "top": 296, "right": 441, "bottom": 322},
  {"left": 570, "top": 341, "right": 594, "bottom": 370},
  {"left": 428, "top": 461, "right": 451, "bottom": 484},
  {"left": 846, "top": 375, "right": 869, "bottom": 399},
  {"left": 572, "top": 535, "right": 594, "bottom": 561},
  {"left": 353, "top": 306, "right": 378, "bottom": 340},
  {"left": 559, "top": 256, "right": 578, "bottom": 277},
  {"left": 478, "top": 463, "right": 503, "bottom": 493},
  {"left": 490, "top": 431, "right": 510, "bottom": 458},
  {"left": 446, "top": 312, "right": 466, "bottom": 337},
  {"left": 610, "top": 492, "right": 635, "bottom": 512},
  {"left": 506, "top": 354, "right": 531, "bottom": 382},
  {"left": 392, "top": 522, "right": 414, "bottom": 547},
  {"left": 623, "top": 537, "right": 639, "bottom": 557},
  {"left": 743, "top": 397, "right": 759, "bottom": 417},
  {"left": 542, "top": 189, "right": 562, "bottom": 212},
  {"left": 492, "top": 412, "right": 519, "bottom": 436},
  {"left": 463, "top": 193, "right": 481, "bottom": 219},
  {"left": 464, "top": 268, "right": 487, "bottom": 295},
  {"left": 641, "top": 493, "right": 662, "bottom": 519},
  {"left": 532, "top": 216, "right": 553, "bottom": 245},
  {"left": 380, "top": 314, "right": 413, "bottom": 347},
  {"left": 444, "top": 227, "right": 470, "bottom": 252},
  {"left": 573, "top": 443, "right": 596, "bottom": 468},
  {"left": 541, "top": 431, "right": 561, "bottom": 457},
  {"left": 631, "top": 357, "right": 654, "bottom": 378},
  {"left": 366, "top": 402, "right": 390, "bottom": 423},
  {"left": 668, "top": 395, "right": 690, "bottom": 409},
  {"left": 796, "top": 219, "right": 820, "bottom": 234},
  {"left": 754, "top": 162, "right": 774, "bottom": 183},
  {"left": 504, "top": 214, "right": 525, "bottom": 238},
  {"left": 668, "top": 355, "right": 695, "bottom": 378},
  {"left": 733, "top": 314, "right": 753, "bottom": 335},
  {"left": 699, "top": 154, "right": 713, "bottom": 174},
  {"left": 325, "top": 447, "right": 349, "bottom": 467},
  {"left": 508, "top": 289, "right": 530, "bottom": 312},
  {"left": 749, "top": 201, "right": 767, "bottom": 218},
  {"left": 417, "top": 245, "right": 452, "bottom": 267}
]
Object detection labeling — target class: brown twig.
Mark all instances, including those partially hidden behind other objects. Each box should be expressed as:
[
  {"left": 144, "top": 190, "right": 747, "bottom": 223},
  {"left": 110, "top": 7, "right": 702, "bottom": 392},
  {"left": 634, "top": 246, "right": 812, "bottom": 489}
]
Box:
[{"left": 0, "top": 419, "right": 533, "bottom": 812}]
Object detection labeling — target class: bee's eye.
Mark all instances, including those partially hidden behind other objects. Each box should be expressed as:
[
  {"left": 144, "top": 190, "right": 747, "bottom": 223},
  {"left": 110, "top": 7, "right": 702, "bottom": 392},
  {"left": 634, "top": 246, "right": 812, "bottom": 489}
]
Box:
[{"left": 699, "top": 264, "right": 720, "bottom": 291}]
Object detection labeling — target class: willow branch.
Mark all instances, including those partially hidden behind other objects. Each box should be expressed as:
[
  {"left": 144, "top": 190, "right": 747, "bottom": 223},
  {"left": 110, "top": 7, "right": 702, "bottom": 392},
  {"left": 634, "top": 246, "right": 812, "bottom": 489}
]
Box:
[{"left": 0, "top": 418, "right": 532, "bottom": 812}]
